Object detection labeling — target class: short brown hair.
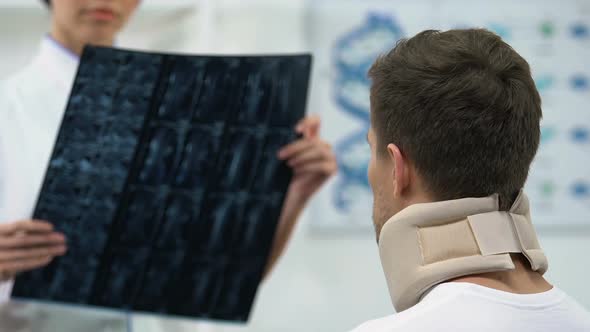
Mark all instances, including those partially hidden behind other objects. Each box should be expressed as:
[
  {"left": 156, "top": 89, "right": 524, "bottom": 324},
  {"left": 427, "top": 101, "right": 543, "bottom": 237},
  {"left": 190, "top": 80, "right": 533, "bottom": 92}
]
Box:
[{"left": 369, "top": 29, "right": 542, "bottom": 210}]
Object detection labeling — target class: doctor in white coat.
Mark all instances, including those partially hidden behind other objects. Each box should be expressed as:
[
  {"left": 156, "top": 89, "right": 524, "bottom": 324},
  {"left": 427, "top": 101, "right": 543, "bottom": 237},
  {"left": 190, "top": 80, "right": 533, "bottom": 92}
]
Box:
[{"left": 0, "top": 0, "right": 337, "bottom": 331}]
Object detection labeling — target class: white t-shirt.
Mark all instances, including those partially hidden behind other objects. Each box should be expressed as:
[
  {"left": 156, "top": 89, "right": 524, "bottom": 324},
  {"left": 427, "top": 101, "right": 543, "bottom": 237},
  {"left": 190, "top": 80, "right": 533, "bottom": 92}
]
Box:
[{"left": 351, "top": 282, "right": 590, "bottom": 332}]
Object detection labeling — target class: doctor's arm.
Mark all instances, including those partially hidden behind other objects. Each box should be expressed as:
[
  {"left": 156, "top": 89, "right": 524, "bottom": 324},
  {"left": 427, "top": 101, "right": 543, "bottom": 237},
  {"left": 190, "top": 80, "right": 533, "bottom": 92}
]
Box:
[
  {"left": 263, "top": 116, "right": 337, "bottom": 279},
  {"left": 0, "top": 220, "right": 67, "bottom": 282}
]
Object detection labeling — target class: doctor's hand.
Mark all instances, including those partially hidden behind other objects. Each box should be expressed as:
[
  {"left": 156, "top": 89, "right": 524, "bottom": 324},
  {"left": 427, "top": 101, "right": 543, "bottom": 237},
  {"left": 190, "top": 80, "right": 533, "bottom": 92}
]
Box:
[
  {"left": 0, "top": 220, "right": 67, "bottom": 281},
  {"left": 278, "top": 115, "right": 338, "bottom": 202},
  {"left": 263, "top": 116, "right": 337, "bottom": 278}
]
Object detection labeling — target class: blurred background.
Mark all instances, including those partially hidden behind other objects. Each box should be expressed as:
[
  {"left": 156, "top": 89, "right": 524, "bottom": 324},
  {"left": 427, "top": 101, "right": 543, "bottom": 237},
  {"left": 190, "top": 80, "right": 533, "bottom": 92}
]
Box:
[{"left": 0, "top": 0, "right": 589, "bottom": 331}]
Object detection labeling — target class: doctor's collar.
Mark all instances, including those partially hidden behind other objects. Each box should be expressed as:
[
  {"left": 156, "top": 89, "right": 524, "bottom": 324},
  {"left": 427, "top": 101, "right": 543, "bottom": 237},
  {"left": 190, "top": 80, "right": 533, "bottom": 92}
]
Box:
[
  {"left": 44, "top": 34, "right": 121, "bottom": 61},
  {"left": 44, "top": 35, "right": 80, "bottom": 62}
]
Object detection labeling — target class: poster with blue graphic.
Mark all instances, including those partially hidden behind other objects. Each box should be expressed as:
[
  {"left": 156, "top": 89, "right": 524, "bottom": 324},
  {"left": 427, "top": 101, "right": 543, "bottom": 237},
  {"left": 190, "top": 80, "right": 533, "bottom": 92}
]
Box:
[{"left": 307, "top": 0, "right": 590, "bottom": 231}]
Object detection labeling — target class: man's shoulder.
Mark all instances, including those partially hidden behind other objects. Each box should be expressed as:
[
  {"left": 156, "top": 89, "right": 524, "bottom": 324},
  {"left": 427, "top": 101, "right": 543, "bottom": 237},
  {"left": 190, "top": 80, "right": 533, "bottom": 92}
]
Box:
[
  {"left": 349, "top": 309, "right": 438, "bottom": 332},
  {"left": 349, "top": 284, "right": 590, "bottom": 332},
  {"left": 348, "top": 283, "right": 474, "bottom": 332},
  {"left": 349, "top": 314, "right": 399, "bottom": 332},
  {"left": 349, "top": 299, "right": 448, "bottom": 332}
]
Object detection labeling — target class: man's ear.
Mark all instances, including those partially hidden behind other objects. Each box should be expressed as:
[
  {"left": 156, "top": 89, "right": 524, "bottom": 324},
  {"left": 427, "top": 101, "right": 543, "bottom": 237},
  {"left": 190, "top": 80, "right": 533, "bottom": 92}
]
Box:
[{"left": 387, "top": 144, "right": 409, "bottom": 197}]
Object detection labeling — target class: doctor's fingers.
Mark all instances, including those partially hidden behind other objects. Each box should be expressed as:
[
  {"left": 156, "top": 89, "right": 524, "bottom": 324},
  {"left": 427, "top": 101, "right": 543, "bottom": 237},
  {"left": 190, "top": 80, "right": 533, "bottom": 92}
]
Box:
[
  {"left": 0, "top": 244, "right": 66, "bottom": 261},
  {"left": 0, "top": 255, "right": 54, "bottom": 279},
  {"left": 286, "top": 141, "right": 334, "bottom": 168},
  {"left": 278, "top": 139, "right": 317, "bottom": 160},
  {"left": 0, "top": 232, "right": 66, "bottom": 249},
  {"left": 295, "top": 115, "right": 321, "bottom": 138},
  {"left": 0, "top": 220, "right": 54, "bottom": 235},
  {"left": 293, "top": 158, "right": 338, "bottom": 176}
]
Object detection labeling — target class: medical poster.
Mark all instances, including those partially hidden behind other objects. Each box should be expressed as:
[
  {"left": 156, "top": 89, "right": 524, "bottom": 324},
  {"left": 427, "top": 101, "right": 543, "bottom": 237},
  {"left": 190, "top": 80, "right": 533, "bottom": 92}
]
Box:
[{"left": 307, "top": 0, "right": 590, "bottom": 231}]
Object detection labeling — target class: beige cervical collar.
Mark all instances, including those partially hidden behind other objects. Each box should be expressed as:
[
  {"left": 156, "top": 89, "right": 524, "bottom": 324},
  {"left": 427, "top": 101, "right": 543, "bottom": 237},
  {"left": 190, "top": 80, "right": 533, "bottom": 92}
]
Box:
[{"left": 378, "top": 191, "right": 548, "bottom": 312}]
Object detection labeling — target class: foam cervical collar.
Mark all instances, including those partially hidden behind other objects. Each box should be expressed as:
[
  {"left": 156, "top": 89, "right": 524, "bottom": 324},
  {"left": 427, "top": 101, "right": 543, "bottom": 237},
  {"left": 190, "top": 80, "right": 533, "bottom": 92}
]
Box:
[{"left": 378, "top": 191, "right": 548, "bottom": 312}]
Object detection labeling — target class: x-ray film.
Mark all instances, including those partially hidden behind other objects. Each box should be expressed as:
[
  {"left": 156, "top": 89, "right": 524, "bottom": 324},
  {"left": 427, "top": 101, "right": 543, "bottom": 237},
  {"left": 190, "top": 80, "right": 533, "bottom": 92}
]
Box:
[{"left": 11, "top": 46, "right": 311, "bottom": 322}]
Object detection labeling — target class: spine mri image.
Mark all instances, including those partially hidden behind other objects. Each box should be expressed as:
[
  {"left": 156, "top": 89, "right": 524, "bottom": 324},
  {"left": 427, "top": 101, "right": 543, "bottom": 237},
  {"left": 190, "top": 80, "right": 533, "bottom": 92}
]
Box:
[{"left": 11, "top": 47, "right": 311, "bottom": 322}]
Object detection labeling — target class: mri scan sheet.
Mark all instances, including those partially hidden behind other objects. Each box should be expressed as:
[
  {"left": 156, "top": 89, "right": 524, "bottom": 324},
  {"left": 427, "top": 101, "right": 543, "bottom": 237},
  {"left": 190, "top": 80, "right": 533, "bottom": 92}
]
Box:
[{"left": 11, "top": 46, "right": 311, "bottom": 322}]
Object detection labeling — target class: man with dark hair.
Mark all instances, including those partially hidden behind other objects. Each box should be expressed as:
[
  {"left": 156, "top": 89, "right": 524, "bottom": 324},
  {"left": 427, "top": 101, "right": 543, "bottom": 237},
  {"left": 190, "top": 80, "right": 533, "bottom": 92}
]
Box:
[{"left": 353, "top": 29, "right": 590, "bottom": 331}]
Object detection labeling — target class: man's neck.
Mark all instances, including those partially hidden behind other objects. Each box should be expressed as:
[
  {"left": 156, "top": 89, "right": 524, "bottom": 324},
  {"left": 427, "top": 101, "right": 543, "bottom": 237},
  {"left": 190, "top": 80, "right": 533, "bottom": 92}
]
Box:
[{"left": 450, "top": 253, "right": 553, "bottom": 294}]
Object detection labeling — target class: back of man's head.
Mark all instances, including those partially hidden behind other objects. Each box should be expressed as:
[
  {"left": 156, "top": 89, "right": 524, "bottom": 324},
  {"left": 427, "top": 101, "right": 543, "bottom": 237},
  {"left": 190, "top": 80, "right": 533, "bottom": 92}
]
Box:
[{"left": 369, "top": 29, "right": 542, "bottom": 210}]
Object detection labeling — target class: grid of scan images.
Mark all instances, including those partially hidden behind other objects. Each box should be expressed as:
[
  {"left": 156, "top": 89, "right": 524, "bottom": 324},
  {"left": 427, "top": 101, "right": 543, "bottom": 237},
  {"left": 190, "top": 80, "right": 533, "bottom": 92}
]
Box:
[{"left": 12, "top": 46, "right": 312, "bottom": 322}]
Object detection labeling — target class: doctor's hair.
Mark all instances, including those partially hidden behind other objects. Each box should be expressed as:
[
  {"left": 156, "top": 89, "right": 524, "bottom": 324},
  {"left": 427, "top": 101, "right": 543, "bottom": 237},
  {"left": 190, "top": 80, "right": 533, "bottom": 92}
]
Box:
[{"left": 369, "top": 28, "right": 542, "bottom": 210}]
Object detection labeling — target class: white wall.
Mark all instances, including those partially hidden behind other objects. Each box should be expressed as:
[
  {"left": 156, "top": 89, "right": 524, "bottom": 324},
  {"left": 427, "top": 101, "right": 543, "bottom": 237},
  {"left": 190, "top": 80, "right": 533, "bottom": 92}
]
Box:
[
  {"left": 0, "top": 7, "right": 50, "bottom": 77},
  {"left": 0, "top": 1, "right": 588, "bottom": 332}
]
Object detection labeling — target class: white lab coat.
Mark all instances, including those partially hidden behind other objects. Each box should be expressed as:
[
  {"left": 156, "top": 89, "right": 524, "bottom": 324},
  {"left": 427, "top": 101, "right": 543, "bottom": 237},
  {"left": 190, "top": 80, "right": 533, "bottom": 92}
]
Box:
[{"left": 0, "top": 37, "right": 222, "bottom": 332}]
